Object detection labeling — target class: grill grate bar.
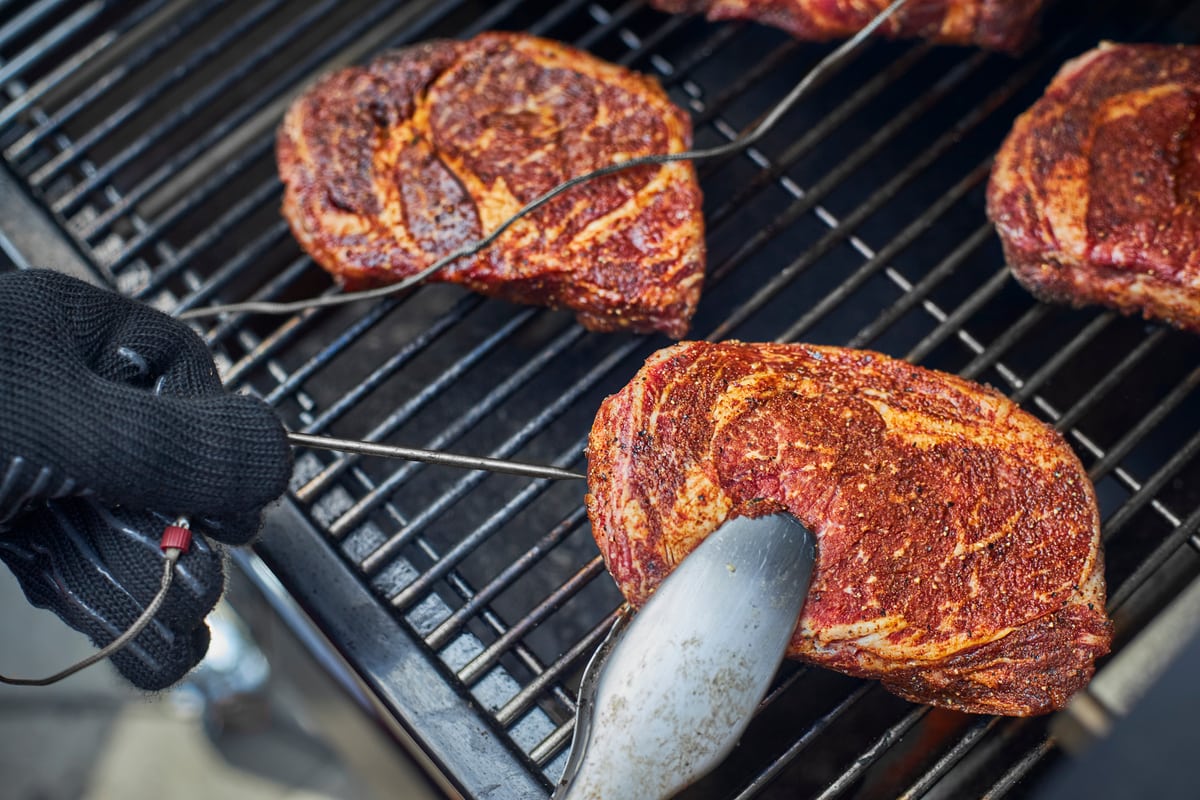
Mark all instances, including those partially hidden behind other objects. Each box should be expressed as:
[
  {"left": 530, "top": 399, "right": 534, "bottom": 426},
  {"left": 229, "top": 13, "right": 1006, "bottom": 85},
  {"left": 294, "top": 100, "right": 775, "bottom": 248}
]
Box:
[
  {"left": 957, "top": 303, "right": 1050, "bottom": 381},
  {"left": 0, "top": 0, "right": 177, "bottom": 136},
  {"left": 982, "top": 737, "right": 1054, "bottom": 800},
  {"left": 1083, "top": 362, "right": 1200, "bottom": 486},
  {"left": 295, "top": 305, "right": 534, "bottom": 500},
  {"left": 3, "top": 0, "right": 218, "bottom": 157},
  {"left": 708, "top": 114, "right": 989, "bottom": 340},
  {"left": 614, "top": 8, "right": 689, "bottom": 67},
  {"left": 1009, "top": 313, "right": 1116, "bottom": 404},
  {"left": 144, "top": 187, "right": 286, "bottom": 302},
  {"left": 574, "top": 0, "right": 643, "bottom": 52},
  {"left": 586, "top": 5, "right": 715, "bottom": 89},
  {"left": 758, "top": 664, "right": 811, "bottom": 709},
  {"left": 1061, "top": 424, "right": 1180, "bottom": 525},
  {"left": 526, "top": 0, "right": 594, "bottom": 37},
  {"left": 426, "top": 507, "right": 589, "bottom": 651},
  {"left": 848, "top": 223, "right": 994, "bottom": 349},
  {"left": 1100, "top": 423, "right": 1200, "bottom": 546},
  {"left": 778, "top": 160, "right": 991, "bottom": 344},
  {"left": 446, "top": 0, "right": 524, "bottom": 39},
  {"left": 293, "top": 298, "right": 484, "bottom": 429},
  {"left": 457, "top": 556, "right": 606, "bottom": 687},
  {"left": 495, "top": 609, "right": 620, "bottom": 727},
  {"left": 703, "top": 46, "right": 995, "bottom": 292},
  {"left": 530, "top": 719, "right": 574, "bottom": 768},
  {"left": 0, "top": 1, "right": 108, "bottom": 90},
  {"left": 28, "top": 0, "right": 289, "bottom": 191},
  {"left": 418, "top": 556, "right": 581, "bottom": 734},
  {"left": 689, "top": 38, "right": 804, "bottom": 132},
  {"left": 905, "top": 266, "right": 1009, "bottom": 363},
  {"left": 649, "top": 19, "right": 744, "bottom": 86},
  {"left": 350, "top": 332, "right": 618, "bottom": 558},
  {"left": 171, "top": 223, "right": 295, "bottom": 315},
  {"left": 219, "top": 299, "right": 333, "bottom": 386},
  {"left": 1110, "top": 498, "right": 1200, "bottom": 612},
  {"left": 124, "top": 136, "right": 277, "bottom": 281},
  {"left": 203, "top": 256, "right": 325, "bottom": 348},
  {"left": 337, "top": 325, "right": 588, "bottom": 544},
  {"left": 80, "top": 119, "right": 276, "bottom": 247},
  {"left": 0, "top": 0, "right": 68, "bottom": 50},
  {"left": 46, "top": 0, "right": 340, "bottom": 216},
  {"left": 264, "top": 298, "right": 406, "bottom": 407},
  {"left": 77, "top": 0, "right": 417, "bottom": 242},
  {"left": 1, "top": 25, "right": 111, "bottom": 131},
  {"left": 900, "top": 717, "right": 1001, "bottom": 799},
  {"left": 814, "top": 706, "right": 930, "bottom": 800},
  {"left": 390, "top": 454, "right": 583, "bottom": 611},
  {"left": 731, "top": 684, "right": 875, "bottom": 799},
  {"left": 705, "top": 41, "right": 932, "bottom": 232},
  {"left": 1055, "top": 329, "right": 1170, "bottom": 436}
]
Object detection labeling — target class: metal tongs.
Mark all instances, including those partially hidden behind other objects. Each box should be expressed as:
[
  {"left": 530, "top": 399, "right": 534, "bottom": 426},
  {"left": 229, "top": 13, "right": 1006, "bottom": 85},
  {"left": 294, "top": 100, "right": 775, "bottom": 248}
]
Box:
[{"left": 553, "top": 513, "right": 816, "bottom": 799}]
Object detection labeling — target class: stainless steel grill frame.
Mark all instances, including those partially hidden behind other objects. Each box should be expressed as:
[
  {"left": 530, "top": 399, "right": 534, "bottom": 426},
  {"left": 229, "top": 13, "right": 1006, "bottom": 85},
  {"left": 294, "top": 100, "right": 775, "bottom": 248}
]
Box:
[{"left": 3, "top": 1, "right": 1200, "bottom": 797}]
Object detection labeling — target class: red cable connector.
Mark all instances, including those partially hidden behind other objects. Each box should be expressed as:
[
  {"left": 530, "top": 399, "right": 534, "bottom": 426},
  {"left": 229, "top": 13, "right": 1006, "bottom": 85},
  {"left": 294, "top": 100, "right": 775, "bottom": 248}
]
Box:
[{"left": 160, "top": 523, "right": 192, "bottom": 554}]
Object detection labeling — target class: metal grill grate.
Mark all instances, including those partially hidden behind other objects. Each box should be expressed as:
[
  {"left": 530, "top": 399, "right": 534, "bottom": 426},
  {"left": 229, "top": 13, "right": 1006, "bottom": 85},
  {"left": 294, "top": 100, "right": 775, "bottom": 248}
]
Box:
[{"left": 4, "top": 1, "right": 1200, "bottom": 797}]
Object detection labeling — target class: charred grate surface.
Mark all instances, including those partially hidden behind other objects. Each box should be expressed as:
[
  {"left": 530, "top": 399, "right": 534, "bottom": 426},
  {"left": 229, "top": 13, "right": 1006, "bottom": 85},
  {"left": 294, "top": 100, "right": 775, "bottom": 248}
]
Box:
[{"left": 4, "top": 0, "right": 1200, "bottom": 797}]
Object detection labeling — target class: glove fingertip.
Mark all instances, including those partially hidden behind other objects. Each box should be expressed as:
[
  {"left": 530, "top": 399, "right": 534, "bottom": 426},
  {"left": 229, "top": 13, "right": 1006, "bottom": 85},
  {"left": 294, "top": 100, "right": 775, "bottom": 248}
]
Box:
[
  {"left": 113, "top": 623, "right": 211, "bottom": 692},
  {"left": 194, "top": 509, "right": 265, "bottom": 546}
]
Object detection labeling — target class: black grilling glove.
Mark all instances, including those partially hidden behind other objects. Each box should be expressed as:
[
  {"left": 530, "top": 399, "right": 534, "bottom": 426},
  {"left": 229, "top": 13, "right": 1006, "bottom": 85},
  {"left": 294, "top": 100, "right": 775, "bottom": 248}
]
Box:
[{"left": 0, "top": 269, "right": 292, "bottom": 690}]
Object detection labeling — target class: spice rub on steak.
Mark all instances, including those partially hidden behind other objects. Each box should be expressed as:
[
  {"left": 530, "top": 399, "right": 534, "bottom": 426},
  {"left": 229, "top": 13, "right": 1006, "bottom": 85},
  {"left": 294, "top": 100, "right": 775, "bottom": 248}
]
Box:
[
  {"left": 988, "top": 43, "right": 1200, "bottom": 333},
  {"left": 586, "top": 341, "right": 1112, "bottom": 716},
  {"left": 277, "top": 32, "right": 704, "bottom": 338},
  {"left": 649, "top": 0, "right": 1044, "bottom": 52}
]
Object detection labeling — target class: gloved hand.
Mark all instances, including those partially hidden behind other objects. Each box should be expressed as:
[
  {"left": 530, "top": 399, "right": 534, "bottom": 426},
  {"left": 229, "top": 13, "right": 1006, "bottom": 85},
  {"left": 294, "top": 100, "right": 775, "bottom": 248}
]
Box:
[{"left": 0, "top": 269, "right": 292, "bottom": 690}]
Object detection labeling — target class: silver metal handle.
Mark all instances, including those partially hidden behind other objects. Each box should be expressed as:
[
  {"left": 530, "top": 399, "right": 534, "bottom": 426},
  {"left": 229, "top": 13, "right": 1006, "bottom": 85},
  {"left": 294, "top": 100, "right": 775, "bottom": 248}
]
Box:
[{"left": 286, "top": 431, "right": 584, "bottom": 481}]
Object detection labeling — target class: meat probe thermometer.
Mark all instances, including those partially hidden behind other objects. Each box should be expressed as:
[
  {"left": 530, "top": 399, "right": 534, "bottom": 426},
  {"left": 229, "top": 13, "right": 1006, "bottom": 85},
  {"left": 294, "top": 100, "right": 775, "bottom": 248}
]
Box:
[
  {"left": 0, "top": 407, "right": 582, "bottom": 687},
  {"left": 554, "top": 513, "right": 816, "bottom": 800},
  {"left": 285, "top": 430, "right": 584, "bottom": 481}
]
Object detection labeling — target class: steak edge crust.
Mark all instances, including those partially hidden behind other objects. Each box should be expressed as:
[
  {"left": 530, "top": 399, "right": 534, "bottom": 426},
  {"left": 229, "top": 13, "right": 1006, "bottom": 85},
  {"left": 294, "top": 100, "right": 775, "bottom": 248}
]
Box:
[
  {"left": 585, "top": 341, "right": 1112, "bottom": 716},
  {"left": 649, "top": 0, "right": 1044, "bottom": 52},
  {"left": 277, "top": 32, "right": 704, "bottom": 338},
  {"left": 988, "top": 42, "right": 1200, "bottom": 333}
]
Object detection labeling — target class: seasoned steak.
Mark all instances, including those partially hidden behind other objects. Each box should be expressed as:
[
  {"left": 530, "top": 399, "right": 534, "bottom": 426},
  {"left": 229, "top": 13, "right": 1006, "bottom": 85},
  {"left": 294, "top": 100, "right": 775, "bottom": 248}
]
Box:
[
  {"left": 649, "top": 0, "right": 1043, "bottom": 52},
  {"left": 586, "top": 341, "right": 1111, "bottom": 716},
  {"left": 989, "top": 42, "right": 1200, "bottom": 333},
  {"left": 277, "top": 32, "right": 704, "bottom": 338}
]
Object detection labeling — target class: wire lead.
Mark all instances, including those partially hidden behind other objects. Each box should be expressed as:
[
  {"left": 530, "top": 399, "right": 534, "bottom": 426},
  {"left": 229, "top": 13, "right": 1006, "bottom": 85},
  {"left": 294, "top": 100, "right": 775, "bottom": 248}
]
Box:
[{"left": 0, "top": 550, "right": 180, "bottom": 686}]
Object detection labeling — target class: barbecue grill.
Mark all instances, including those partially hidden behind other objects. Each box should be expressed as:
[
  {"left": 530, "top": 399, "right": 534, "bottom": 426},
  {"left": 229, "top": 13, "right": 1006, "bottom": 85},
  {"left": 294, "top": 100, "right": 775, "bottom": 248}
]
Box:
[{"left": 3, "top": 0, "right": 1200, "bottom": 797}]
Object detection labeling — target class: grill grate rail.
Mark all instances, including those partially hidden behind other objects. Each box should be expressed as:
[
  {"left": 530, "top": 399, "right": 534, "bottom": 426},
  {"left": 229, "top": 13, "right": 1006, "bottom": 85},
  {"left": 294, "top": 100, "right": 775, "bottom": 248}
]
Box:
[{"left": 4, "top": 1, "right": 1200, "bottom": 798}]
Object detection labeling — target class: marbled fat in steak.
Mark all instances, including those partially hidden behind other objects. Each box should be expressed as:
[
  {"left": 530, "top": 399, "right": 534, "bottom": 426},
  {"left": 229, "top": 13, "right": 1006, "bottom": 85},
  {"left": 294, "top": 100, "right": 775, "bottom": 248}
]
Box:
[
  {"left": 649, "top": 0, "right": 1044, "bottom": 52},
  {"left": 586, "top": 341, "right": 1112, "bottom": 716},
  {"left": 277, "top": 32, "right": 704, "bottom": 338},
  {"left": 989, "top": 42, "right": 1200, "bottom": 333}
]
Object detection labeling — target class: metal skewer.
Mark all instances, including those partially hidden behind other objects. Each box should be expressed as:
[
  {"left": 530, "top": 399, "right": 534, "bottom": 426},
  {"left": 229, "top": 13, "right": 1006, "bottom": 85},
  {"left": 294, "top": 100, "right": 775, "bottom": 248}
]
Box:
[{"left": 287, "top": 430, "right": 585, "bottom": 481}]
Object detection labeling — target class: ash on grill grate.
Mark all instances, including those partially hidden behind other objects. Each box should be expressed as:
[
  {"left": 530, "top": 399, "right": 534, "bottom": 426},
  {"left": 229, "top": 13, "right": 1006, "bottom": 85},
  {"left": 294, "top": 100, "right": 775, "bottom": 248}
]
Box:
[{"left": 3, "top": 0, "right": 1200, "bottom": 797}]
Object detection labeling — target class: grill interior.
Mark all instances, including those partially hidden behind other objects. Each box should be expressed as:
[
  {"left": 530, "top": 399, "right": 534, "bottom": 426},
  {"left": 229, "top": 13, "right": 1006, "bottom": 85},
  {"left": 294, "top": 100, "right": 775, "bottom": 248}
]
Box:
[{"left": 4, "top": 0, "right": 1200, "bottom": 797}]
